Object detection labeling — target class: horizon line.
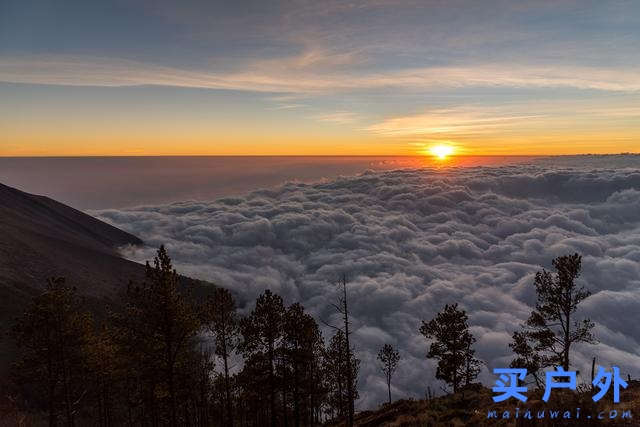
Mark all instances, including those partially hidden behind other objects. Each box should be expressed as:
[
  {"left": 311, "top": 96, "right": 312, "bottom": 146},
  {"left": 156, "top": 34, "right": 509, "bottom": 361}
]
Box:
[{"left": 1, "top": 152, "right": 639, "bottom": 159}]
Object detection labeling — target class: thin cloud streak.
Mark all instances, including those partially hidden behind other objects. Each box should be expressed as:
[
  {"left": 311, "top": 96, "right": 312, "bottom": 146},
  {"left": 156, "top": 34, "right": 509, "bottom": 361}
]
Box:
[
  {"left": 2, "top": 55, "right": 640, "bottom": 94},
  {"left": 365, "top": 108, "right": 546, "bottom": 137},
  {"left": 311, "top": 111, "right": 360, "bottom": 124},
  {"left": 364, "top": 102, "right": 640, "bottom": 139}
]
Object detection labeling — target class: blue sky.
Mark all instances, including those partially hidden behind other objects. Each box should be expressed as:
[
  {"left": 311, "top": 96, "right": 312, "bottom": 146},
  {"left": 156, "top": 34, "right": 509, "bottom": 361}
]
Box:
[{"left": 1, "top": 0, "right": 639, "bottom": 155}]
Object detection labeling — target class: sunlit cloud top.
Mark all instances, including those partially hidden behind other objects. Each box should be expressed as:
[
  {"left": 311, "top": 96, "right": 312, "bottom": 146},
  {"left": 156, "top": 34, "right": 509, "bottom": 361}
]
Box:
[{"left": 1, "top": 0, "right": 639, "bottom": 155}]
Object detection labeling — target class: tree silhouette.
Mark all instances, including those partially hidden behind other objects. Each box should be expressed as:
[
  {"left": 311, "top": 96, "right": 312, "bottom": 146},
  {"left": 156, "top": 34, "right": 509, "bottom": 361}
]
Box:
[
  {"left": 377, "top": 344, "right": 400, "bottom": 404},
  {"left": 419, "top": 303, "right": 480, "bottom": 393},
  {"left": 282, "top": 302, "right": 324, "bottom": 427},
  {"left": 509, "top": 330, "right": 543, "bottom": 387},
  {"left": 112, "top": 245, "right": 201, "bottom": 426},
  {"left": 323, "top": 274, "right": 357, "bottom": 426},
  {"left": 85, "top": 324, "right": 121, "bottom": 426},
  {"left": 10, "top": 277, "right": 94, "bottom": 426},
  {"left": 511, "top": 253, "right": 595, "bottom": 375},
  {"left": 203, "top": 287, "right": 239, "bottom": 426},
  {"left": 323, "top": 329, "right": 360, "bottom": 421},
  {"left": 239, "top": 289, "right": 285, "bottom": 427}
]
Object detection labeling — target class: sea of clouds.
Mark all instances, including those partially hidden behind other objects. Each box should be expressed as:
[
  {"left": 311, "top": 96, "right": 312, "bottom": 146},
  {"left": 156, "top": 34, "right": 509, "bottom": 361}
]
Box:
[{"left": 95, "top": 157, "right": 640, "bottom": 409}]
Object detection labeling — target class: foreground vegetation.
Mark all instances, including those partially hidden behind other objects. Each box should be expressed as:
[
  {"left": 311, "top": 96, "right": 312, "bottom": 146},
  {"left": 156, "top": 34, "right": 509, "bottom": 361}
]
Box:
[
  {"left": 329, "top": 381, "right": 639, "bottom": 426},
  {"left": 1, "top": 248, "right": 633, "bottom": 426},
  {"left": 3, "top": 247, "right": 359, "bottom": 426}
]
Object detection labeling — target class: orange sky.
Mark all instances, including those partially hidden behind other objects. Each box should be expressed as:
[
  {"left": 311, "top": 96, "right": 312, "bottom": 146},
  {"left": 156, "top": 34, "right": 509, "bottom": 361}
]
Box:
[{"left": 1, "top": 1, "right": 639, "bottom": 157}]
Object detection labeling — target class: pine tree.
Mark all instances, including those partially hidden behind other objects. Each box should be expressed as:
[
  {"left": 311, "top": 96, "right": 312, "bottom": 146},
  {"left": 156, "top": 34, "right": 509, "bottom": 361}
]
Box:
[
  {"left": 190, "top": 347, "right": 215, "bottom": 426},
  {"left": 509, "top": 330, "right": 543, "bottom": 387},
  {"left": 419, "top": 303, "right": 480, "bottom": 393},
  {"left": 203, "top": 287, "right": 239, "bottom": 427},
  {"left": 239, "top": 289, "right": 285, "bottom": 427},
  {"left": 111, "top": 245, "right": 201, "bottom": 426},
  {"left": 306, "top": 331, "right": 326, "bottom": 425},
  {"left": 282, "top": 302, "right": 324, "bottom": 427},
  {"left": 323, "top": 330, "right": 359, "bottom": 421},
  {"left": 324, "top": 275, "right": 357, "bottom": 426},
  {"left": 510, "top": 253, "right": 595, "bottom": 375},
  {"left": 10, "top": 277, "right": 94, "bottom": 426},
  {"left": 377, "top": 344, "right": 400, "bottom": 404},
  {"left": 85, "top": 324, "right": 120, "bottom": 426}
]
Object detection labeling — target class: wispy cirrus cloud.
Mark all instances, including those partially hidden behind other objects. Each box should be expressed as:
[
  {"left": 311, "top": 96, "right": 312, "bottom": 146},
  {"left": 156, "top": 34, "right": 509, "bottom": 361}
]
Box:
[
  {"left": 364, "top": 107, "right": 545, "bottom": 137},
  {"left": 2, "top": 55, "right": 640, "bottom": 95},
  {"left": 364, "top": 101, "right": 640, "bottom": 140},
  {"left": 271, "top": 104, "right": 306, "bottom": 110},
  {"left": 3, "top": 0, "right": 639, "bottom": 155},
  {"left": 310, "top": 111, "right": 360, "bottom": 124}
]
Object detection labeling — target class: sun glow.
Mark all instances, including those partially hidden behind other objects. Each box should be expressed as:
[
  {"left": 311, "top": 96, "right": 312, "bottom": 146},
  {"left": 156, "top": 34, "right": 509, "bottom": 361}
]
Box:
[{"left": 429, "top": 144, "right": 455, "bottom": 159}]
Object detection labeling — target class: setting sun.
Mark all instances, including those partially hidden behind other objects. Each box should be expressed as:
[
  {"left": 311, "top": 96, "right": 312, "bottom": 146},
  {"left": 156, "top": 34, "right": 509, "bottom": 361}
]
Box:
[{"left": 430, "top": 144, "right": 455, "bottom": 159}]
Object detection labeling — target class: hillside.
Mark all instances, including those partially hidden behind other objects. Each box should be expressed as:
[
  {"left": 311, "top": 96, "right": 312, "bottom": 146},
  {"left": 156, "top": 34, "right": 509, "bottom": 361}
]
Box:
[
  {"left": 0, "top": 183, "right": 213, "bottom": 375},
  {"left": 330, "top": 382, "right": 640, "bottom": 426},
  {"left": 0, "top": 181, "right": 149, "bottom": 320}
]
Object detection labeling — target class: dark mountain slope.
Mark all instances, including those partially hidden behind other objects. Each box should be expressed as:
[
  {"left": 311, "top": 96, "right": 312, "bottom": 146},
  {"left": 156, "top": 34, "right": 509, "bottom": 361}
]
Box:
[
  {"left": 0, "top": 183, "right": 146, "bottom": 306},
  {"left": 0, "top": 182, "right": 142, "bottom": 253},
  {"left": 0, "top": 183, "right": 212, "bottom": 373}
]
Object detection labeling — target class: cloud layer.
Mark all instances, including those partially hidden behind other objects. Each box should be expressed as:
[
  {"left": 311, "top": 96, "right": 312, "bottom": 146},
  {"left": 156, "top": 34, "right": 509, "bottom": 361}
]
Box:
[
  {"left": 3, "top": 56, "right": 640, "bottom": 94},
  {"left": 95, "top": 158, "right": 640, "bottom": 409}
]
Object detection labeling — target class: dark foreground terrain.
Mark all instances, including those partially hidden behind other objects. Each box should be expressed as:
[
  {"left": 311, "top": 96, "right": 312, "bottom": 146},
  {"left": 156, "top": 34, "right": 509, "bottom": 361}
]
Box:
[
  {"left": 328, "top": 382, "right": 640, "bottom": 426},
  {"left": 0, "top": 182, "right": 145, "bottom": 316},
  {"left": 0, "top": 183, "right": 210, "bottom": 374}
]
